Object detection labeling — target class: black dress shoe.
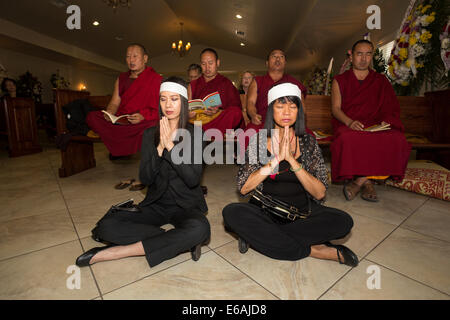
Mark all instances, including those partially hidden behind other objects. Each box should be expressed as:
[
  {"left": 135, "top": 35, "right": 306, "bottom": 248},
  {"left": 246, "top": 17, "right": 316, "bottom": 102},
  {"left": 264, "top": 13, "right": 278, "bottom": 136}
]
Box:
[
  {"left": 201, "top": 185, "right": 208, "bottom": 195},
  {"left": 324, "top": 242, "right": 359, "bottom": 267},
  {"left": 238, "top": 237, "right": 249, "bottom": 254},
  {"left": 76, "top": 245, "right": 115, "bottom": 267},
  {"left": 191, "top": 243, "right": 202, "bottom": 261}
]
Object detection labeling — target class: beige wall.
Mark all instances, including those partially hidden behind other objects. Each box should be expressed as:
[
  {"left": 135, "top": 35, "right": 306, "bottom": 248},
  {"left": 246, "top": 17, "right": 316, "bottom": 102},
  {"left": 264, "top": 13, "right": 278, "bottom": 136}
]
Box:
[{"left": 0, "top": 46, "right": 117, "bottom": 103}]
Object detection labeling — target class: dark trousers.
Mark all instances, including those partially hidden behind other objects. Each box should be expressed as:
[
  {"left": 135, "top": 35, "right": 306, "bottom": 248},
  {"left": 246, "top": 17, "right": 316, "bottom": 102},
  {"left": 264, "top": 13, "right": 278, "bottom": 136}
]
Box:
[
  {"left": 92, "top": 202, "right": 210, "bottom": 267},
  {"left": 222, "top": 202, "right": 353, "bottom": 260}
]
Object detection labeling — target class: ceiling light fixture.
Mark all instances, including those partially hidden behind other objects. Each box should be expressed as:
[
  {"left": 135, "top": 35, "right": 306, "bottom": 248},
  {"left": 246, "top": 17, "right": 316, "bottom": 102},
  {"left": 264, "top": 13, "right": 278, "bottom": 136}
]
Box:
[
  {"left": 103, "top": 0, "right": 132, "bottom": 12},
  {"left": 236, "top": 14, "right": 242, "bottom": 19},
  {"left": 93, "top": 21, "right": 100, "bottom": 26},
  {"left": 171, "top": 22, "right": 191, "bottom": 58},
  {"left": 240, "top": 43, "right": 245, "bottom": 46}
]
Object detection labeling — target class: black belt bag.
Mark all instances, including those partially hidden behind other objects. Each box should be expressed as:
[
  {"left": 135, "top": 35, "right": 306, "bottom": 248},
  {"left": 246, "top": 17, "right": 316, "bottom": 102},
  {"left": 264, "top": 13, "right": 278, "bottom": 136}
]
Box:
[
  {"left": 249, "top": 189, "right": 311, "bottom": 224},
  {"left": 110, "top": 198, "right": 141, "bottom": 213}
]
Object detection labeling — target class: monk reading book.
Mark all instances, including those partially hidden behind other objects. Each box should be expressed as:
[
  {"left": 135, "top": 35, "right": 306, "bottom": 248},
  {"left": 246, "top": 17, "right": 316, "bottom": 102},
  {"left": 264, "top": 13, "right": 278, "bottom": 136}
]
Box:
[
  {"left": 188, "top": 48, "right": 243, "bottom": 135},
  {"left": 330, "top": 40, "right": 411, "bottom": 202},
  {"left": 86, "top": 43, "right": 161, "bottom": 159}
]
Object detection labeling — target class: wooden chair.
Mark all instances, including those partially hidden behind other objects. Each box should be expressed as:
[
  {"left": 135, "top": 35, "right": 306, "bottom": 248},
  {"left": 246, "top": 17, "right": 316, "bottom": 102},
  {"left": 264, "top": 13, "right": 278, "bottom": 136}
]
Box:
[
  {"left": 1, "top": 97, "right": 42, "bottom": 157},
  {"left": 53, "top": 89, "right": 110, "bottom": 177}
]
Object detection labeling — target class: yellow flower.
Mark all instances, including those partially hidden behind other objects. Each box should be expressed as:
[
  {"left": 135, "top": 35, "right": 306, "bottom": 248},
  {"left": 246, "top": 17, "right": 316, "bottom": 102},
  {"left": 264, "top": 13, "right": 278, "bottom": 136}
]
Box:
[
  {"left": 405, "top": 59, "right": 411, "bottom": 68},
  {"left": 399, "top": 48, "right": 408, "bottom": 60},
  {"left": 421, "top": 4, "right": 431, "bottom": 14},
  {"left": 416, "top": 63, "right": 424, "bottom": 68},
  {"left": 400, "top": 36, "right": 406, "bottom": 43},
  {"left": 409, "top": 36, "right": 417, "bottom": 46},
  {"left": 401, "top": 81, "right": 409, "bottom": 86},
  {"left": 407, "top": 15, "right": 413, "bottom": 21},
  {"left": 420, "top": 31, "right": 432, "bottom": 43},
  {"left": 425, "top": 15, "right": 435, "bottom": 24}
]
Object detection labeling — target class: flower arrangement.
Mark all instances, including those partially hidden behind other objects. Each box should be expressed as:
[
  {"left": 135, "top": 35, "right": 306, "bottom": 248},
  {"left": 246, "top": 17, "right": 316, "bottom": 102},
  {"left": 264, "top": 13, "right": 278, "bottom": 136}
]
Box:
[
  {"left": 306, "top": 67, "right": 332, "bottom": 95},
  {"left": 50, "top": 69, "right": 70, "bottom": 89},
  {"left": 16, "top": 71, "right": 43, "bottom": 103},
  {"left": 387, "top": 0, "right": 448, "bottom": 95}
]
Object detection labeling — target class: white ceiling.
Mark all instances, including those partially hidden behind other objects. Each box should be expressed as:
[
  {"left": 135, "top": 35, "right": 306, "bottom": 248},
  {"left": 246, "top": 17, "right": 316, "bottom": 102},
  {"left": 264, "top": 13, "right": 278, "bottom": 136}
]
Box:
[{"left": 0, "top": 0, "right": 410, "bottom": 74}]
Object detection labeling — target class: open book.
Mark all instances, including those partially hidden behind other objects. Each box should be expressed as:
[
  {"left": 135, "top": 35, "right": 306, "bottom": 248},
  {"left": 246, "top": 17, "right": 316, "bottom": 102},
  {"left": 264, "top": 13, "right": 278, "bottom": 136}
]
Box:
[
  {"left": 188, "top": 91, "right": 222, "bottom": 112},
  {"left": 102, "top": 110, "right": 130, "bottom": 125},
  {"left": 364, "top": 123, "right": 391, "bottom": 132},
  {"left": 312, "top": 130, "right": 333, "bottom": 140}
]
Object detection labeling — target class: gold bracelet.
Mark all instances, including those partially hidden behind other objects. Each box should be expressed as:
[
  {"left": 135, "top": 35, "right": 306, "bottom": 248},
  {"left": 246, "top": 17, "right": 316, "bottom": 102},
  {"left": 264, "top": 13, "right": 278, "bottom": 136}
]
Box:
[{"left": 290, "top": 163, "right": 303, "bottom": 172}]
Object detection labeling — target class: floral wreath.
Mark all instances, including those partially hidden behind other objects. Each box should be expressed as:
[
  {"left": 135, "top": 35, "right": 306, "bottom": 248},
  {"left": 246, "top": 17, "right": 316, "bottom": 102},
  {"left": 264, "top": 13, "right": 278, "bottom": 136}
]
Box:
[{"left": 387, "top": 1, "right": 436, "bottom": 86}]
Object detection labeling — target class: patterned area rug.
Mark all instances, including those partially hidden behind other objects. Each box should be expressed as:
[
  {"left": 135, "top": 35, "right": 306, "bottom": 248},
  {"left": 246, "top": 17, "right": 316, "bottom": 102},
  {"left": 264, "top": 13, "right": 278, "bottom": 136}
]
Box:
[{"left": 386, "top": 160, "right": 450, "bottom": 201}]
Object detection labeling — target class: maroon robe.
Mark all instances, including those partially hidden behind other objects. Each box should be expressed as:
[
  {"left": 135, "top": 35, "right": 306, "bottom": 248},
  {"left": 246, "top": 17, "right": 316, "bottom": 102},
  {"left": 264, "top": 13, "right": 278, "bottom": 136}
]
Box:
[
  {"left": 86, "top": 66, "right": 161, "bottom": 156},
  {"left": 331, "top": 69, "right": 411, "bottom": 182},
  {"left": 190, "top": 73, "right": 243, "bottom": 135}
]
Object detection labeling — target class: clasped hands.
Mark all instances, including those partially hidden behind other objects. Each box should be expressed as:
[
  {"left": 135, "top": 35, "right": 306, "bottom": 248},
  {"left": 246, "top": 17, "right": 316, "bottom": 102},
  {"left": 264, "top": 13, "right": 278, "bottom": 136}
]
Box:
[
  {"left": 157, "top": 117, "right": 176, "bottom": 156},
  {"left": 271, "top": 126, "right": 297, "bottom": 166}
]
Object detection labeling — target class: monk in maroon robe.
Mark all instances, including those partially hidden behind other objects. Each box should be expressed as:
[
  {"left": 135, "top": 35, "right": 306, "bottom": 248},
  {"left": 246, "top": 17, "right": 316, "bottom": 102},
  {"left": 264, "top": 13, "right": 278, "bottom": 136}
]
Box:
[
  {"left": 188, "top": 48, "right": 243, "bottom": 136},
  {"left": 87, "top": 44, "right": 161, "bottom": 158},
  {"left": 243, "top": 49, "right": 311, "bottom": 151},
  {"left": 331, "top": 40, "right": 411, "bottom": 202},
  {"left": 246, "top": 49, "right": 307, "bottom": 130}
]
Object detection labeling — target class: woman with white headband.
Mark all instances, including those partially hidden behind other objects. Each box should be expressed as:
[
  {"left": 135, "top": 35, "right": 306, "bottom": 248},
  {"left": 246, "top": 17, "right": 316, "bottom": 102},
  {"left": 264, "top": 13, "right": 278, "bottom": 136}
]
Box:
[
  {"left": 76, "top": 77, "right": 210, "bottom": 268},
  {"left": 223, "top": 82, "right": 358, "bottom": 267}
]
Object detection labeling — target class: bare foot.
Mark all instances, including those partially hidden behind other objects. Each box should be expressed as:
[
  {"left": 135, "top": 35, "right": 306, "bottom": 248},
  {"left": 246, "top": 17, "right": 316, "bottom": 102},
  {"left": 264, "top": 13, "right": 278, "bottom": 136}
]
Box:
[{"left": 310, "top": 244, "right": 340, "bottom": 262}]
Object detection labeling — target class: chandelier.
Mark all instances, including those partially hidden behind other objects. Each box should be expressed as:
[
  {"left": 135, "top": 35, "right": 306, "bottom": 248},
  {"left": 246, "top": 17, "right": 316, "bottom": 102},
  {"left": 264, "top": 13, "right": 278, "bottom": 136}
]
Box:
[
  {"left": 172, "top": 22, "right": 191, "bottom": 58},
  {"left": 103, "top": 0, "right": 131, "bottom": 11}
]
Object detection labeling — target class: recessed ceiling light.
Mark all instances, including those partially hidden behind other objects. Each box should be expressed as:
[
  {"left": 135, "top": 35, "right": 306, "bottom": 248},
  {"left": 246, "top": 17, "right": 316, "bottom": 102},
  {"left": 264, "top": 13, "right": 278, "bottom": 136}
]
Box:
[
  {"left": 93, "top": 21, "right": 100, "bottom": 26},
  {"left": 115, "top": 36, "right": 123, "bottom": 41},
  {"left": 236, "top": 14, "right": 242, "bottom": 19},
  {"left": 240, "top": 42, "right": 245, "bottom": 47}
]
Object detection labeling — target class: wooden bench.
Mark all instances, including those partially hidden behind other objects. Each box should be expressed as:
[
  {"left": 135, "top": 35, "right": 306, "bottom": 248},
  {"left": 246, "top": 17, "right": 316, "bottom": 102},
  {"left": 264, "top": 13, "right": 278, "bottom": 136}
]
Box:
[
  {"left": 1, "top": 97, "right": 42, "bottom": 157},
  {"left": 53, "top": 89, "right": 111, "bottom": 177},
  {"left": 304, "top": 89, "right": 450, "bottom": 169}
]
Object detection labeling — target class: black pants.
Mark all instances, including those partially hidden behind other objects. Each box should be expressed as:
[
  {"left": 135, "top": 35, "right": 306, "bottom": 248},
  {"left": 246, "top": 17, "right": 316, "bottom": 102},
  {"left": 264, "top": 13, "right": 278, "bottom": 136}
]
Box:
[
  {"left": 92, "top": 202, "right": 210, "bottom": 267},
  {"left": 222, "top": 202, "right": 353, "bottom": 260}
]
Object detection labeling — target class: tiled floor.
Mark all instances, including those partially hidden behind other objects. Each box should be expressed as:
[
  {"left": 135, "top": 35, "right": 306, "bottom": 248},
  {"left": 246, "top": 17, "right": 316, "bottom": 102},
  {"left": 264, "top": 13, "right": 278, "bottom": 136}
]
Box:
[{"left": 0, "top": 136, "right": 449, "bottom": 300}]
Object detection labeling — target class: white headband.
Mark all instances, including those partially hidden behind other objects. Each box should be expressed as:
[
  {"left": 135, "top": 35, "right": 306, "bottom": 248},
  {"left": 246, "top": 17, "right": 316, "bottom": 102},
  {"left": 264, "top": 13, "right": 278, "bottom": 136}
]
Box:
[
  {"left": 160, "top": 82, "right": 188, "bottom": 99},
  {"left": 267, "top": 83, "right": 302, "bottom": 105}
]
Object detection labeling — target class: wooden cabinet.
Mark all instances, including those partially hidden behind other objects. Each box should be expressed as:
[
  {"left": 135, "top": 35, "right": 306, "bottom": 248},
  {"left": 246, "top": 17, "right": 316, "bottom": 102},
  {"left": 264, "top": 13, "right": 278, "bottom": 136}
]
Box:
[{"left": 2, "top": 97, "right": 42, "bottom": 157}]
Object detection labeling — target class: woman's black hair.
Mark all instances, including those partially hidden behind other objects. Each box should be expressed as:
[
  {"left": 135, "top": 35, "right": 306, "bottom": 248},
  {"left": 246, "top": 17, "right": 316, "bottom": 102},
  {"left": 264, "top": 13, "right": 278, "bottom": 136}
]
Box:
[
  {"left": 155, "top": 76, "right": 189, "bottom": 146},
  {"left": 263, "top": 95, "right": 305, "bottom": 137},
  {"left": 1, "top": 78, "right": 17, "bottom": 93}
]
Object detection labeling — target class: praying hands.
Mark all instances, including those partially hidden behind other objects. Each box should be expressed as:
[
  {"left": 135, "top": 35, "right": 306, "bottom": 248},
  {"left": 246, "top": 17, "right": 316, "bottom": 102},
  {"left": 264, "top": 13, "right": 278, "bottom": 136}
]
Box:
[{"left": 157, "top": 116, "right": 175, "bottom": 156}]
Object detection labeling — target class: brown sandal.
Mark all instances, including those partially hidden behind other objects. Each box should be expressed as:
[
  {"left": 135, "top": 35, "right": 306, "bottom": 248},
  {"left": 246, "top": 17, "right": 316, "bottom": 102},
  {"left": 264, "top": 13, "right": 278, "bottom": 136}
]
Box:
[
  {"left": 343, "top": 181, "right": 362, "bottom": 201},
  {"left": 129, "top": 182, "right": 146, "bottom": 191},
  {"left": 361, "top": 181, "right": 379, "bottom": 202},
  {"left": 114, "top": 178, "right": 135, "bottom": 190}
]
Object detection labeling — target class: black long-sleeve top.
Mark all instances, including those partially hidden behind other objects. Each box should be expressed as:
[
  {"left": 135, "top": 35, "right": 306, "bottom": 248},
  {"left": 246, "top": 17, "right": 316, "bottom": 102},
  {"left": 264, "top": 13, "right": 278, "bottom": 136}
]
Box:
[{"left": 139, "top": 123, "right": 208, "bottom": 213}]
